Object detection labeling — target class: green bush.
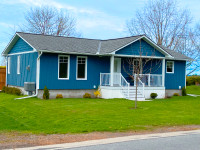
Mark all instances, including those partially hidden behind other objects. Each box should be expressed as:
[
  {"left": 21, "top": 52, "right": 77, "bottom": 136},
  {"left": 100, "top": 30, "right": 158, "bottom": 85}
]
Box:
[
  {"left": 2, "top": 86, "right": 22, "bottom": 96},
  {"left": 182, "top": 86, "right": 187, "bottom": 96},
  {"left": 186, "top": 75, "right": 200, "bottom": 86},
  {"left": 173, "top": 93, "right": 179, "bottom": 96},
  {"left": 150, "top": 93, "right": 158, "bottom": 99},
  {"left": 43, "top": 86, "right": 50, "bottom": 100},
  {"left": 83, "top": 93, "right": 91, "bottom": 98},
  {"left": 2, "top": 86, "right": 6, "bottom": 93},
  {"left": 56, "top": 94, "right": 63, "bottom": 99}
]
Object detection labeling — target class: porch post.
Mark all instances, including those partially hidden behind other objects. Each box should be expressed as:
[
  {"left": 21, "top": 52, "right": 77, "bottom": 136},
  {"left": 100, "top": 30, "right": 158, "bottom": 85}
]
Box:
[
  {"left": 110, "top": 55, "right": 114, "bottom": 86},
  {"left": 162, "top": 58, "right": 165, "bottom": 87}
]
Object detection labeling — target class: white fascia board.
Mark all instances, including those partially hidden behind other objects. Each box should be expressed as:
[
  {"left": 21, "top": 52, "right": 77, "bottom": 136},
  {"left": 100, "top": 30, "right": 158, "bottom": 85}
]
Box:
[
  {"left": 2, "top": 33, "right": 37, "bottom": 56},
  {"left": 16, "top": 33, "right": 37, "bottom": 51},
  {"left": 113, "top": 54, "right": 165, "bottom": 59},
  {"left": 110, "top": 36, "right": 144, "bottom": 54},
  {"left": 110, "top": 35, "right": 173, "bottom": 58}
]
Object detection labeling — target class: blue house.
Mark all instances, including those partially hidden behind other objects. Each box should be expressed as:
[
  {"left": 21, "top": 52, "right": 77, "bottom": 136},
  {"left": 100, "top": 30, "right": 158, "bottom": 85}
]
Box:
[{"left": 2, "top": 32, "right": 192, "bottom": 100}]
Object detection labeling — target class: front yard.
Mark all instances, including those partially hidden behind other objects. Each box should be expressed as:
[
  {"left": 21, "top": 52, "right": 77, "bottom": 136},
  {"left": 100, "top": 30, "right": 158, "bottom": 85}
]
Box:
[{"left": 0, "top": 89, "right": 200, "bottom": 134}]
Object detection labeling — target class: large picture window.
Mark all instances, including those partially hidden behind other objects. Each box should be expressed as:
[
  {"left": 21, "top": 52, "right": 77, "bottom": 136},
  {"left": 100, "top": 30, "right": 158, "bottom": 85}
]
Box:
[
  {"left": 77, "top": 56, "right": 87, "bottom": 80},
  {"left": 58, "top": 55, "right": 69, "bottom": 79},
  {"left": 17, "top": 55, "right": 20, "bottom": 74},
  {"left": 166, "top": 61, "right": 174, "bottom": 73}
]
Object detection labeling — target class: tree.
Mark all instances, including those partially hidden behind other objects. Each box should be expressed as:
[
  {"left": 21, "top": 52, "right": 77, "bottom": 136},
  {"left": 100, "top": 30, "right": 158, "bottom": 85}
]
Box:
[
  {"left": 126, "top": 0, "right": 199, "bottom": 75},
  {"left": 123, "top": 40, "right": 162, "bottom": 108},
  {"left": 23, "top": 6, "right": 80, "bottom": 37}
]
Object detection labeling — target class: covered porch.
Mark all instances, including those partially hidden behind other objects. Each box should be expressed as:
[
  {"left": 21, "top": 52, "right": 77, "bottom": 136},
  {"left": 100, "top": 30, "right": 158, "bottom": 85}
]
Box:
[{"left": 100, "top": 55, "right": 166, "bottom": 100}]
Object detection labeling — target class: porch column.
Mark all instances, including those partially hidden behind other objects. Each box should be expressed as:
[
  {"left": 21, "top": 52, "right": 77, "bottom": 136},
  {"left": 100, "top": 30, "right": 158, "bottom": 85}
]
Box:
[
  {"left": 110, "top": 55, "right": 114, "bottom": 86},
  {"left": 162, "top": 58, "right": 165, "bottom": 87}
]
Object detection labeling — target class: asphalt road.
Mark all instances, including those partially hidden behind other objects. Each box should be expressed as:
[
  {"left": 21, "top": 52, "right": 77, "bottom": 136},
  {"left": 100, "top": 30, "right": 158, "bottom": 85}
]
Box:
[{"left": 66, "top": 133, "right": 200, "bottom": 150}]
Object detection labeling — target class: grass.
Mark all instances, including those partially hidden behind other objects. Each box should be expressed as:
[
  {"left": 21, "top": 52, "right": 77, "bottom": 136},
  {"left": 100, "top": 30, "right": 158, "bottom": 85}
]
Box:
[
  {"left": 0, "top": 91, "right": 200, "bottom": 134},
  {"left": 187, "top": 85, "right": 200, "bottom": 95}
]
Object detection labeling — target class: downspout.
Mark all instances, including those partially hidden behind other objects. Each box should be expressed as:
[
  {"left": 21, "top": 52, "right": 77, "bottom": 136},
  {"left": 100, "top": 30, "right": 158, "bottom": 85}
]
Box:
[{"left": 15, "top": 51, "right": 43, "bottom": 100}]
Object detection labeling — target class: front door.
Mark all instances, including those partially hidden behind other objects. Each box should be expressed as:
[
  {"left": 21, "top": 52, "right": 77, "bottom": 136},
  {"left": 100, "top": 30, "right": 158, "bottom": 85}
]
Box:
[{"left": 113, "top": 58, "right": 121, "bottom": 86}]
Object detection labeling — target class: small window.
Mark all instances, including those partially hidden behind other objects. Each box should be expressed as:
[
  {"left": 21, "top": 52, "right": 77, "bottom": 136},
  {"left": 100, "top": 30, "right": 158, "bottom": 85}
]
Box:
[
  {"left": 17, "top": 55, "right": 20, "bottom": 74},
  {"left": 77, "top": 56, "right": 87, "bottom": 80},
  {"left": 8, "top": 57, "right": 11, "bottom": 74},
  {"left": 58, "top": 55, "right": 70, "bottom": 79},
  {"left": 166, "top": 61, "right": 174, "bottom": 73}
]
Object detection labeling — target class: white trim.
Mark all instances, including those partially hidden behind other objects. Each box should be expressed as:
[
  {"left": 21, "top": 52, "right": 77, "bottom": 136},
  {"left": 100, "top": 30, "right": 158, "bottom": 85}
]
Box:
[
  {"left": 16, "top": 33, "right": 36, "bottom": 50},
  {"left": 185, "top": 61, "right": 187, "bottom": 88},
  {"left": 110, "top": 55, "right": 114, "bottom": 86},
  {"left": 76, "top": 56, "right": 87, "bottom": 80},
  {"left": 2, "top": 33, "right": 37, "bottom": 56},
  {"left": 17, "top": 55, "right": 20, "bottom": 74},
  {"left": 7, "top": 51, "right": 37, "bottom": 56},
  {"left": 113, "top": 54, "right": 164, "bottom": 59},
  {"left": 166, "top": 61, "right": 174, "bottom": 73},
  {"left": 7, "top": 57, "right": 10, "bottom": 74},
  {"left": 162, "top": 59, "right": 165, "bottom": 87},
  {"left": 111, "top": 35, "right": 173, "bottom": 57},
  {"left": 58, "top": 55, "right": 70, "bottom": 80},
  {"left": 36, "top": 52, "right": 43, "bottom": 90}
]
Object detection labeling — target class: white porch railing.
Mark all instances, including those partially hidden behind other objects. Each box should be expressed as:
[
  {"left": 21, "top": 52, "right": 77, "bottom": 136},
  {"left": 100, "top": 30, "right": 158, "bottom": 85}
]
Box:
[
  {"left": 134, "top": 74, "right": 162, "bottom": 87},
  {"left": 100, "top": 73, "right": 130, "bottom": 98}
]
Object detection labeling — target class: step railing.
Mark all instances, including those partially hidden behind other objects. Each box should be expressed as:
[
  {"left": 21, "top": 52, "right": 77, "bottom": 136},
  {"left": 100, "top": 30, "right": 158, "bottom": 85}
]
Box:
[{"left": 100, "top": 73, "right": 130, "bottom": 98}]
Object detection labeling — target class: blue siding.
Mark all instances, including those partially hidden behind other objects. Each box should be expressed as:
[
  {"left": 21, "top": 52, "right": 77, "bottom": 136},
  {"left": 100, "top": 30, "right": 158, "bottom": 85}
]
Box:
[
  {"left": 116, "top": 39, "right": 165, "bottom": 57},
  {"left": 8, "top": 38, "right": 33, "bottom": 54},
  {"left": 165, "top": 60, "right": 186, "bottom": 89},
  {"left": 121, "top": 57, "right": 162, "bottom": 85},
  {"left": 7, "top": 52, "right": 38, "bottom": 87},
  {"left": 39, "top": 53, "right": 110, "bottom": 89}
]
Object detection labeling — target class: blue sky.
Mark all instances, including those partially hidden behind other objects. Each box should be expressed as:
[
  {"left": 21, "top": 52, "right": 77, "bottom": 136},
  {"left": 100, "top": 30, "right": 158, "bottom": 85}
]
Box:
[{"left": 0, "top": 0, "right": 200, "bottom": 73}]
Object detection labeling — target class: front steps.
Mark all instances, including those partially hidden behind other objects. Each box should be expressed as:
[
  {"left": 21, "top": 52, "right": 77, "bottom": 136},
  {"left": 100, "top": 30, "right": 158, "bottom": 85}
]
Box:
[{"left": 122, "top": 86, "right": 145, "bottom": 101}]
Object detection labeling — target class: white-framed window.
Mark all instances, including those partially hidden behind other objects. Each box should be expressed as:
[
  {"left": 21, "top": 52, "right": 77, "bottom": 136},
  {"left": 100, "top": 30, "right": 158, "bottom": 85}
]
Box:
[
  {"left": 58, "top": 55, "right": 70, "bottom": 79},
  {"left": 76, "top": 56, "right": 87, "bottom": 80},
  {"left": 8, "top": 57, "right": 11, "bottom": 74},
  {"left": 17, "top": 55, "right": 20, "bottom": 74},
  {"left": 166, "top": 61, "right": 174, "bottom": 73}
]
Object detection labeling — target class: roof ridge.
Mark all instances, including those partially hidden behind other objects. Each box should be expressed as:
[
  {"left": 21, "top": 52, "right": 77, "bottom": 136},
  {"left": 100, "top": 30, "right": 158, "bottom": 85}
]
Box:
[{"left": 16, "top": 32, "right": 144, "bottom": 41}]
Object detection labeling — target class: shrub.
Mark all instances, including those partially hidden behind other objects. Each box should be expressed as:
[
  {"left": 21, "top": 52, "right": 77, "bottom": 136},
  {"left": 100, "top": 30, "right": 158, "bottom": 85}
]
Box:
[
  {"left": 2, "top": 86, "right": 6, "bottom": 93},
  {"left": 94, "top": 88, "right": 101, "bottom": 98},
  {"left": 43, "top": 86, "right": 50, "bottom": 100},
  {"left": 182, "top": 86, "right": 187, "bottom": 96},
  {"left": 83, "top": 93, "right": 91, "bottom": 98},
  {"left": 2, "top": 86, "right": 22, "bottom": 96},
  {"left": 56, "top": 94, "right": 63, "bottom": 99},
  {"left": 150, "top": 93, "right": 158, "bottom": 99},
  {"left": 186, "top": 75, "right": 200, "bottom": 86},
  {"left": 173, "top": 93, "right": 179, "bottom": 96}
]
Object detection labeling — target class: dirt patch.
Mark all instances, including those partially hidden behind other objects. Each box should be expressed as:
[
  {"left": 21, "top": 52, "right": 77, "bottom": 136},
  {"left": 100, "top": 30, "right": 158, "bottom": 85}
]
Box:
[{"left": 1, "top": 125, "right": 200, "bottom": 149}]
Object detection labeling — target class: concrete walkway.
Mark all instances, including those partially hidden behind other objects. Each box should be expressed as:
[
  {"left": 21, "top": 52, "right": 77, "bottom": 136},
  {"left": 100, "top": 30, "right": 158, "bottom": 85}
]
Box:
[{"left": 9, "top": 130, "right": 200, "bottom": 150}]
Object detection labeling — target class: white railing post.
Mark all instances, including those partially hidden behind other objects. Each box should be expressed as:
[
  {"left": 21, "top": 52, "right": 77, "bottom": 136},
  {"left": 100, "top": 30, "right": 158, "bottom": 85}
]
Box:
[
  {"left": 148, "top": 74, "right": 150, "bottom": 87},
  {"left": 110, "top": 55, "right": 114, "bottom": 86},
  {"left": 128, "top": 83, "right": 130, "bottom": 98},
  {"left": 100, "top": 73, "right": 102, "bottom": 86}
]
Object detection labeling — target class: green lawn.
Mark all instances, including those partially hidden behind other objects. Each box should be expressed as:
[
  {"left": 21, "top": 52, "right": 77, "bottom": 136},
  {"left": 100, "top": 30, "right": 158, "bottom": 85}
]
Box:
[
  {"left": 0, "top": 91, "right": 200, "bottom": 134},
  {"left": 187, "top": 85, "right": 200, "bottom": 95}
]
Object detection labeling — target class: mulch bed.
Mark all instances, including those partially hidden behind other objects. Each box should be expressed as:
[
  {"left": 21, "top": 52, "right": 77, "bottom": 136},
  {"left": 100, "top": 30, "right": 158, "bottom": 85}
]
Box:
[{"left": 1, "top": 125, "right": 200, "bottom": 149}]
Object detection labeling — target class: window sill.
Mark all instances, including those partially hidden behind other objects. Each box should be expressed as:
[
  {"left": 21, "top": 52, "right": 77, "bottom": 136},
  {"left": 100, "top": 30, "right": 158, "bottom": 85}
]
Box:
[{"left": 58, "top": 78, "right": 69, "bottom": 80}]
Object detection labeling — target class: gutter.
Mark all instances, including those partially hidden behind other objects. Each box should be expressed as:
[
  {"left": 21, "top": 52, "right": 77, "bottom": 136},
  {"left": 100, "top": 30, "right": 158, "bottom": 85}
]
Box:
[{"left": 15, "top": 52, "right": 43, "bottom": 100}]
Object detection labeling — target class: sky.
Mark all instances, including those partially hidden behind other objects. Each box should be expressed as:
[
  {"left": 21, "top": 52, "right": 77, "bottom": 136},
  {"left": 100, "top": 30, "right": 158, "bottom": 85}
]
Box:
[{"left": 0, "top": 0, "right": 200, "bottom": 73}]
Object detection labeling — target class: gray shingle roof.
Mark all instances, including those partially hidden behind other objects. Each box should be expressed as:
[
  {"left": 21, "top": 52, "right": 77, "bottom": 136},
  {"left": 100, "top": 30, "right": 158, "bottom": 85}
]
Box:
[
  {"left": 15, "top": 32, "right": 191, "bottom": 60},
  {"left": 159, "top": 45, "right": 193, "bottom": 61}
]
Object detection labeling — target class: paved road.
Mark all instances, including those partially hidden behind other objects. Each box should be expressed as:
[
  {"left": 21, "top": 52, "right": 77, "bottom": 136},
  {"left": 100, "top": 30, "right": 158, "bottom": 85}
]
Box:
[
  {"left": 15, "top": 130, "right": 200, "bottom": 150},
  {"left": 66, "top": 133, "right": 200, "bottom": 150}
]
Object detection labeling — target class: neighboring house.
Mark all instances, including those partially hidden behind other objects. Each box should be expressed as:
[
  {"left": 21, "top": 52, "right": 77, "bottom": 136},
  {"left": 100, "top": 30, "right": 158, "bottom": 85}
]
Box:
[{"left": 2, "top": 32, "right": 192, "bottom": 100}]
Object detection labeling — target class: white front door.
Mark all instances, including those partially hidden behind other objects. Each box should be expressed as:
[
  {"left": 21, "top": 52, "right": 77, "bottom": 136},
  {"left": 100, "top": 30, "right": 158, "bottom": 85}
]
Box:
[{"left": 113, "top": 58, "right": 121, "bottom": 86}]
